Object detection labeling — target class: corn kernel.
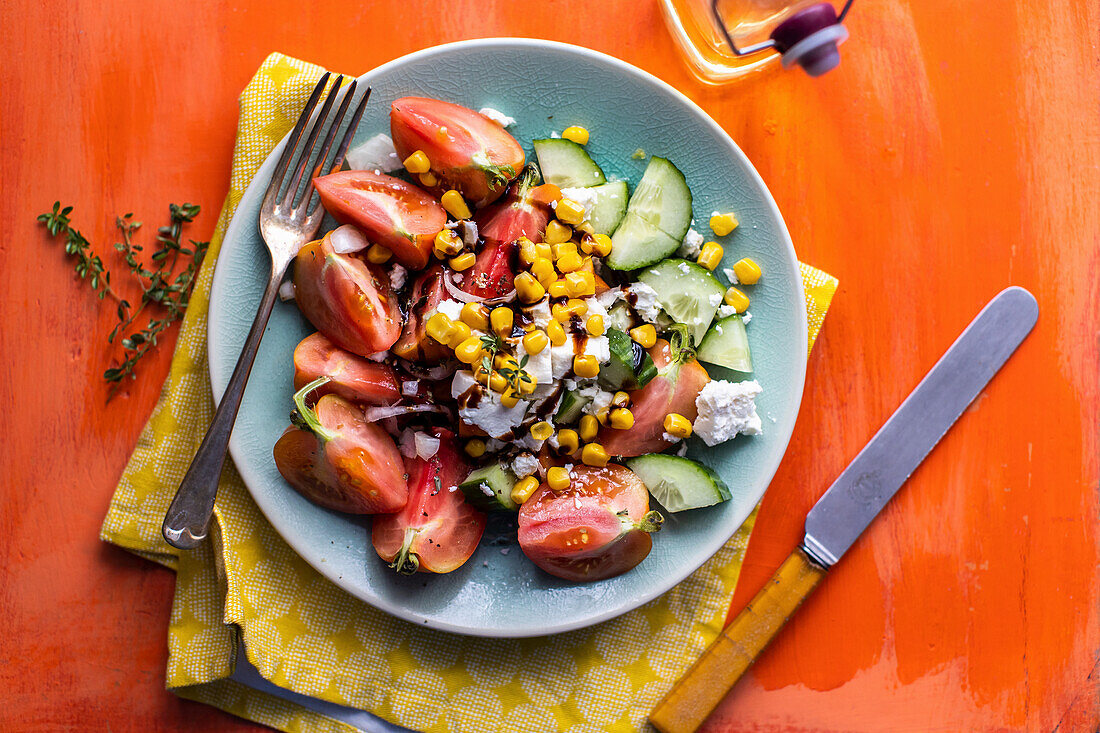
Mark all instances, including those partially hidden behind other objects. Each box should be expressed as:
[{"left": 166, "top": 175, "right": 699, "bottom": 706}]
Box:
[
  {"left": 523, "top": 329, "right": 549, "bottom": 355},
  {"left": 612, "top": 391, "right": 631, "bottom": 408},
  {"left": 591, "top": 233, "right": 613, "bottom": 257},
  {"left": 487, "top": 371, "right": 508, "bottom": 393},
  {"left": 663, "top": 413, "right": 693, "bottom": 438},
  {"left": 557, "top": 251, "right": 584, "bottom": 273},
  {"left": 578, "top": 415, "right": 599, "bottom": 441},
  {"left": 709, "top": 212, "right": 739, "bottom": 236},
  {"left": 544, "top": 220, "right": 573, "bottom": 244},
  {"left": 425, "top": 313, "right": 456, "bottom": 344},
  {"left": 518, "top": 237, "right": 539, "bottom": 266},
  {"left": 531, "top": 257, "right": 557, "bottom": 287},
  {"left": 629, "top": 324, "right": 657, "bottom": 349},
  {"left": 555, "top": 198, "right": 586, "bottom": 226},
  {"left": 500, "top": 388, "right": 520, "bottom": 408},
  {"left": 366, "top": 243, "right": 392, "bottom": 264},
  {"left": 495, "top": 354, "right": 520, "bottom": 371},
  {"left": 546, "top": 319, "right": 567, "bottom": 346},
  {"left": 530, "top": 421, "right": 554, "bottom": 441},
  {"left": 697, "top": 241, "right": 724, "bottom": 271},
  {"left": 565, "top": 271, "right": 595, "bottom": 298},
  {"left": 552, "top": 241, "right": 579, "bottom": 260},
  {"left": 548, "top": 279, "right": 570, "bottom": 299},
  {"left": 595, "top": 407, "right": 611, "bottom": 426},
  {"left": 552, "top": 299, "right": 587, "bottom": 322},
  {"left": 418, "top": 171, "right": 438, "bottom": 188},
  {"left": 575, "top": 221, "right": 595, "bottom": 236},
  {"left": 434, "top": 229, "right": 463, "bottom": 256},
  {"left": 464, "top": 439, "right": 487, "bottom": 458},
  {"left": 573, "top": 354, "right": 600, "bottom": 378},
  {"left": 454, "top": 336, "right": 483, "bottom": 364},
  {"left": 581, "top": 443, "right": 609, "bottom": 467},
  {"left": 562, "top": 125, "right": 590, "bottom": 146},
  {"left": 441, "top": 189, "right": 472, "bottom": 219},
  {"left": 556, "top": 428, "right": 580, "bottom": 455},
  {"left": 473, "top": 364, "right": 491, "bottom": 385},
  {"left": 546, "top": 467, "right": 571, "bottom": 491},
  {"left": 514, "top": 271, "right": 546, "bottom": 304},
  {"left": 449, "top": 252, "right": 476, "bottom": 271},
  {"left": 732, "top": 257, "right": 762, "bottom": 285},
  {"left": 609, "top": 408, "right": 634, "bottom": 430},
  {"left": 511, "top": 476, "right": 540, "bottom": 505},
  {"left": 518, "top": 373, "right": 538, "bottom": 394},
  {"left": 447, "top": 321, "right": 472, "bottom": 349},
  {"left": 490, "top": 306, "right": 514, "bottom": 336},
  {"left": 403, "top": 150, "right": 431, "bottom": 174},
  {"left": 724, "top": 286, "right": 750, "bottom": 313},
  {"left": 460, "top": 303, "right": 489, "bottom": 331},
  {"left": 586, "top": 315, "right": 605, "bottom": 336}
]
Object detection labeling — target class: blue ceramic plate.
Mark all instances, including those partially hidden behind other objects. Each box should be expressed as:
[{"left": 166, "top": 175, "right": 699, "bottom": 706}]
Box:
[{"left": 209, "top": 39, "right": 806, "bottom": 637}]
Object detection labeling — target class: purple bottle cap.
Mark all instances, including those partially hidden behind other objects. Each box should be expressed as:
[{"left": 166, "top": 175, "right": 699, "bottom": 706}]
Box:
[{"left": 770, "top": 3, "right": 849, "bottom": 77}]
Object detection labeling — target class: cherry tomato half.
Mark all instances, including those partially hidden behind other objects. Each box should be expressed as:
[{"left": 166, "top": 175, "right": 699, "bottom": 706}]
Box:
[
  {"left": 518, "top": 464, "right": 663, "bottom": 582},
  {"left": 292, "top": 232, "right": 402, "bottom": 358},
  {"left": 313, "top": 170, "right": 446, "bottom": 270},
  {"left": 371, "top": 431, "right": 486, "bottom": 574},
  {"left": 390, "top": 97, "right": 525, "bottom": 207},
  {"left": 600, "top": 339, "right": 710, "bottom": 457},
  {"left": 293, "top": 332, "right": 401, "bottom": 406}
]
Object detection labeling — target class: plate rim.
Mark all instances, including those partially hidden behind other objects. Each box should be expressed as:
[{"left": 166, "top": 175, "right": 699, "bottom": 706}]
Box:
[{"left": 209, "top": 37, "right": 808, "bottom": 637}]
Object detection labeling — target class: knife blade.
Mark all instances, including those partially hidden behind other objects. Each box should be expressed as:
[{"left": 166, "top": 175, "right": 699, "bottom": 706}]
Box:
[{"left": 650, "top": 286, "right": 1038, "bottom": 733}]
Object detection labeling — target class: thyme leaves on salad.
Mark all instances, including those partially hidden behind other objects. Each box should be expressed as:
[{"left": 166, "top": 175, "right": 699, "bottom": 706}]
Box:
[{"left": 37, "top": 201, "right": 208, "bottom": 393}]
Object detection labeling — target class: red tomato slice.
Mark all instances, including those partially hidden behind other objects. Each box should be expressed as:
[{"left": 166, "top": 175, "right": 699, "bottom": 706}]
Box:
[
  {"left": 292, "top": 233, "right": 402, "bottom": 357},
  {"left": 371, "top": 431, "right": 486, "bottom": 573},
  {"left": 390, "top": 97, "right": 525, "bottom": 207},
  {"left": 273, "top": 393, "right": 407, "bottom": 514},
  {"left": 462, "top": 165, "right": 551, "bottom": 297},
  {"left": 313, "top": 170, "right": 446, "bottom": 270},
  {"left": 391, "top": 264, "right": 452, "bottom": 363},
  {"left": 600, "top": 339, "right": 711, "bottom": 457},
  {"left": 293, "top": 332, "right": 401, "bottom": 406},
  {"left": 518, "top": 464, "right": 663, "bottom": 582}
]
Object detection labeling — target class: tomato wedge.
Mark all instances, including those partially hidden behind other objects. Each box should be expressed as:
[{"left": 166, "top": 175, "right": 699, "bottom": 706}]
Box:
[
  {"left": 391, "top": 264, "right": 452, "bottom": 363},
  {"left": 293, "top": 332, "right": 401, "bottom": 406},
  {"left": 313, "top": 170, "right": 446, "bottom": 269},
  {"left": 273, "top": 378, "right": 407, "bottom": 514},
  {"left": 371, "top": 431, "right": 486, "bottom": 574},
  {"left": 390, "top": 97, "right": 524, "bottom": 207},
  {"left": 292, "top": 232, "right": 402, "bottom": 357},
  {"left": 600, "top": 339, "right": 710, "bottom": 457},
  {"left": 518, "top": 464, "right": 663, "bottom": 582},
  {"left": 461, "top": 165, "right": 551, "bottom": 297}
]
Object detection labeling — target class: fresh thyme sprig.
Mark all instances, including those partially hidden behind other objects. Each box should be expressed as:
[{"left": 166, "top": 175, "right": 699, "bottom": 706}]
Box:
[
  {"left": 38, "top": 201, "right": 208, "bottom": 394},
  {"left": 498, "top": 354, "right": 532, "bottom": 393}
]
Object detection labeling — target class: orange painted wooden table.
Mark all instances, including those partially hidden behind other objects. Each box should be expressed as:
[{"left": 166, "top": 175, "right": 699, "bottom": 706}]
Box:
[{"left": 1, "top": 1, "right": 1096, "bottom": 731}]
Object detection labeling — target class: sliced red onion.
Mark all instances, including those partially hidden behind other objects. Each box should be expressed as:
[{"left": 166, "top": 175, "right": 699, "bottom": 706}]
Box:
[
  {"left": 414, "top": 432, "right": 440, "bottom": 460},
  {"left": 395, "top": 360, "right": 457, "bottom": 381},
  {"left": 398, "top": 428, "right": 418, "bottom": 458},
  {"left": 362, "top": 403, "right": 445, "bottom": 422},
  {"left": 278, "top": 280, "right": 296, "bottom": 301},
  {"left": 345, "top": 133, "right": 403, "bottom": 173},
  {"left": 329, "top": 224, "right": 369, "bottom": 254},
  {"left": 442, "top": 275, "right": 484, "bottom": 303}
]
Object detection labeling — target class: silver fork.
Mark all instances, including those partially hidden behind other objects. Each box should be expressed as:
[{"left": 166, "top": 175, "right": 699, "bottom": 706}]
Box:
[{"left": 162, "top": 73, "right": 370, "bottom": 550}]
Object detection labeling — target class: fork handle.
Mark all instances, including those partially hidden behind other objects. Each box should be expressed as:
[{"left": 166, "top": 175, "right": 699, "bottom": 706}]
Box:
[{"left": 162, "top": 266, "right": 286, "bottom": 550}]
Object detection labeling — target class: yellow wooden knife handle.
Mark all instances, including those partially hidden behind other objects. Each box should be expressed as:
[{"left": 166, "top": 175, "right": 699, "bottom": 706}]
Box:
[{"left": 649, "top": 546, "right": 828, "bottom": 733}]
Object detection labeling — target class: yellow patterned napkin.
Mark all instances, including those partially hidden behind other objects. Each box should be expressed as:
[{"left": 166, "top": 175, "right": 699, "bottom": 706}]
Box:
[{"left": 101, "top": 53, "right": 837, "bottom": 732}]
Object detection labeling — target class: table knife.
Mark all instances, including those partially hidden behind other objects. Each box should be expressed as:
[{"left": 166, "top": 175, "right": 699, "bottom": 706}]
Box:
[{"left": 649, "top": 286, "right": 1039, "bottom": 733}]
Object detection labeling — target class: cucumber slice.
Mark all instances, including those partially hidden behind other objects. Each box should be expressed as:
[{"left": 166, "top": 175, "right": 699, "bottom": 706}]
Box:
[
  {"left": 598, "top": 328, "right": 657, "bottom": 391},
  {"left": 605, "top": 301, "right": 634, "bottom": 333},
  {"left": 554, "top": 390, "right": 591, "bottom": 424},
  {"left": 607, "top": 212, "right": 680, "bottom": 271},
  {"left": 627, "top": 156, "right": 692, "bottom": 240},
  {"left": 533, "top": 139, "right": 606, "bottom": 188},
  {"left": 697, "top": 314, "right": 753, "bottom": 374},
  {"left": 626, "top": 454, "right": 732, "bottom": 512},
  {"left": 458, "top": 463, "right": 518, "bottom": 511},
  {"left": 587, "top": 180, "right": 629, "bottom": 236},
  {"left": 637, "top": 259, "right": 725, "bottom": 345}
]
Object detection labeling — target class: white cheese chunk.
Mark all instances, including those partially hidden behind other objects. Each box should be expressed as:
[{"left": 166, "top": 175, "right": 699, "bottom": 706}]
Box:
[
  {"left": 512, "top": 453, "right": 540, "bottom": 478},
  {"left": 693, "top": 379, "right": 763, "bottom": 446},
  {"left": 389, "top": 264, "right": 408, "bottom": 291},
  {"left": 479, "top": 107, "right": 516, "bottom": 127},
  {"left": 677, "top": 228, "right": 704, "bottom": 258},
  {"left": 432, "top": 298, "right": 464, "bottom": 321},
  {"left": 626, "top": 282, "right": 662, "bottom": 322},
  {"left": 345, "top": 133, "right": 402, "bottom": 173}
]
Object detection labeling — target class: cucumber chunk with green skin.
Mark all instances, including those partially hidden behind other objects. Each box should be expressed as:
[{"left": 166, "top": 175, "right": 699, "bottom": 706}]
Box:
[
  {"left": 607, "top": 212, "right": 680, "bottom": 270},
  {"left": 697, "top": 314, "right": 753, "bottom": 374},
  {"left": 586, "top": 180, "right": 629, "bottom": 236},
  {"left": 637, "top": 259, "right": 726, "bottom": 345},
  {"left": 626, "top": 454, "right": 732, "bottom": 512},
  {"left": 626, "top": 156, "right": 692, "bottom": 240},
  {"left": 598, "top": 328, "right": 656, "bottom": 391},
  {"left": 458, "top": 463, "right": 518, "bottom": 511},
  {"left": 554, "top": 390, "right": 591, "bottom": 424},
  {"left": 533, "top": 138, "right": 606, "bottom": 188}
]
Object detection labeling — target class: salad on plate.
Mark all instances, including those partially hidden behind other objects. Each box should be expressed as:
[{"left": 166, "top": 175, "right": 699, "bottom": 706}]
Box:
[{"left": 272, "top": 96, "right": 766, "bottom": 583}]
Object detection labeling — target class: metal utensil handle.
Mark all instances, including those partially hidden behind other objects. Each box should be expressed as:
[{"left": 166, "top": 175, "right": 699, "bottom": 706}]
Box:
[{"left": 162, "top": 265, "right": 284, "bottom": 549}]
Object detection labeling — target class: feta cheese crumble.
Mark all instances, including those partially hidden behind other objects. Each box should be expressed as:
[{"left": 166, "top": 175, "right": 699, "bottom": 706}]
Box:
[
  {"left": 433, "top": 298, "right": 464, "bottom": 321},
  {"left": 389, "top": 263, "right": 408, "bottom": 291},
  {"left": 512, "top": 453, "right": 540, "bottom": 478},
  {"left": 451, "top": 370, "right": 529, "bottom": 439},
  {"left": 716, "top": 304, "right": 738, "bottom": 319},
  {"left": 626, "top": 282, "right": 662, "bottom": 322},
  {"left": 677, "top": 228, "right": 704, "bottom": 258},
  {"left": 345, "top": 133, "right": 402, "bottom": 173},
  {"left": 479, "top": 107, "right": 516, "bottom": 127},
  {"left": 723, "top": 266, "right": 739, "bottom": 284},
  {"left": 693, "top": 379, "right": 763, "bottom": 446}
]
